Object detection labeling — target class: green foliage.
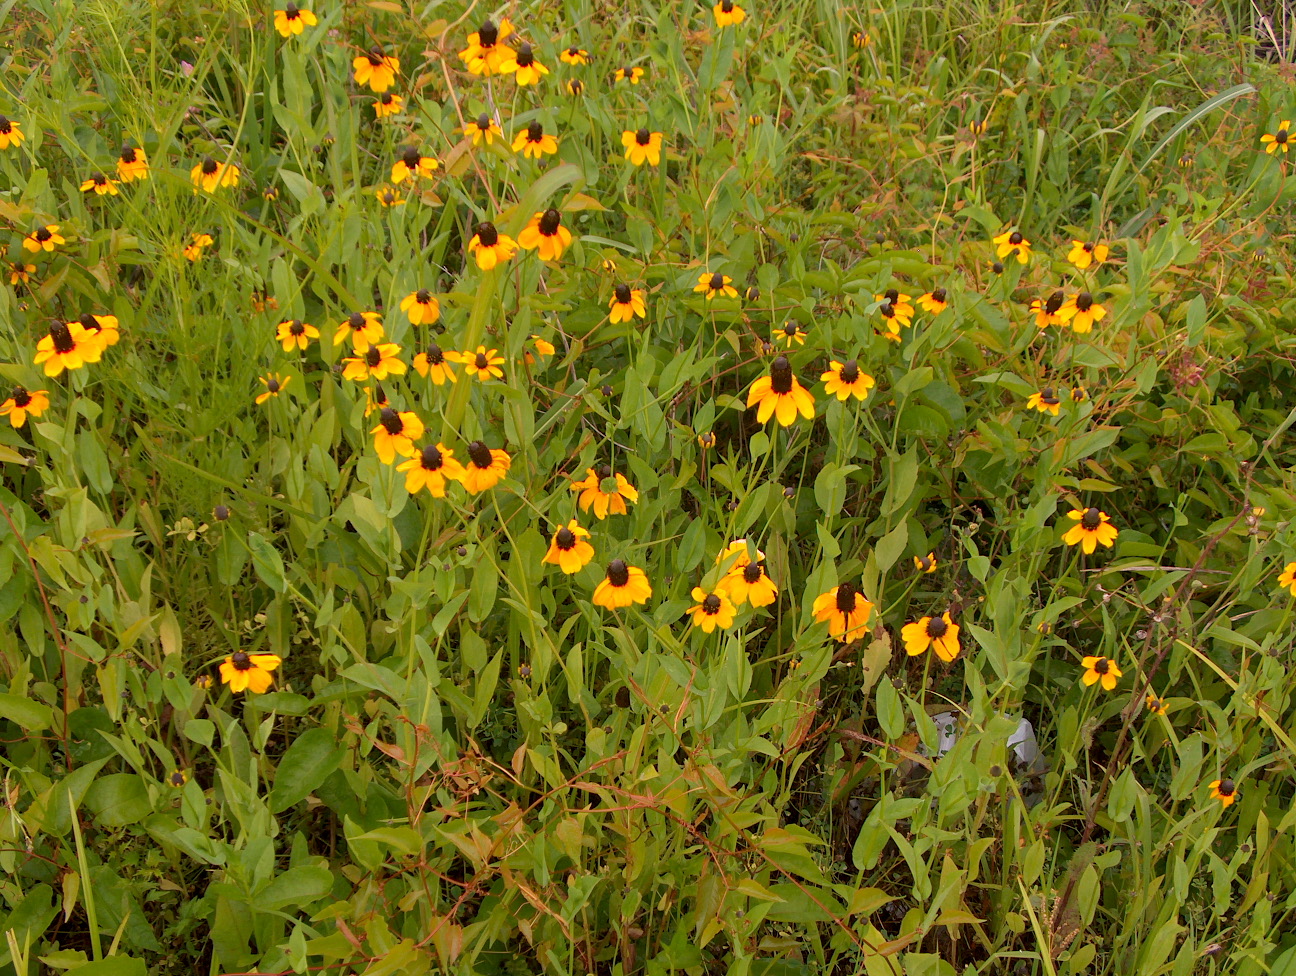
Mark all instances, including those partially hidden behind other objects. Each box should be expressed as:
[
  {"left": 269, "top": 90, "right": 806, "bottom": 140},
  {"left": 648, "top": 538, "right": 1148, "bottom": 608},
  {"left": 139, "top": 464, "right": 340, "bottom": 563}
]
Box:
[{"left": 1, "top": 0, "right": 1295, "bottom": 974}]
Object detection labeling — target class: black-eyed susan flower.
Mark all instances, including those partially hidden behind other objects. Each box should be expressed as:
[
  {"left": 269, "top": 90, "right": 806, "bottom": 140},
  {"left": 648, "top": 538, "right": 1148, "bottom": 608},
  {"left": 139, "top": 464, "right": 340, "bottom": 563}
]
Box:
[
  {"left": 1145, "top": 693, "right": 1168, "bottom": 715},
  {"left": 518, "top": 208, "right": 573, "bottom": 262},
  {"left": 371, "top": 408, "right": 423, "bottom": 464},
  {"left": 396, "top": 443, "right": 465, "bottom": 496},
  {"left": 572, "top": 465, "right": 638, "bottom": 519},
  {"left": 1208, "top": 779, "right": 1238, "bottom": 808},
  {"left": 80, "top": 172, "right": 120, "bottom": 196},
  {"left": 500, "top": 42, "right": 549, "bottom": 85},
  {"left": 917, "top": 287, "right": 948, "bottom": 314},
  {"left": 1062, "top": 507, "right": 1118, "bottom": 553},
  {"left": 276, "top": 318, "right": 319, "bottom": 352},
  {"left": 0, "top": 115, "right": 24, "bottom": 150},
  {"left": 464, "top": 113, "right": 504, "bottom": 146},
  {"left": 713, "top": 0, "right": 746, "bottom": 26},
  {"left": 821, "top": 359, "right": 875, "bottom": 402},
  {"left": 391, "top": 146, "right": 439, "bottom": 183},
  {"left": 880, "top": 288, "right": 915, "bottom": 320},
  {"left": 688, "top": 587, "right": 736, "bottom": 632},
  {"left": 1058, "top": 292, "right": 1106, "bottom": 334},
  {"left": 695, "top": 271, "right": 738, "bottom": 300},
  {"left": 10, "top": 262, "right": 35, "bottom": 285},
  {"left": 698, "top": 431, "right": 716, "bottom": 449},
  {"left": 400, "top": 289, "right": 440, "bottom": 326},
  {"left": 467, "top": 221, "right": 518, "bottom": 270},
  {"left": 622, "top": 127, "right": 663, "bottom": 166},
  {"left": 333, "top": 310, "right": 384, "bottom": 347},
  {"left": 191, "top": 155, "right": 239, "bottom": 193},
  {"left": 812, "top": 582, "right": 873, "bottom": 643},
  {"left": 716, "top": 561, "right": 778, "bottom": 608},
  {"left": 1278, "top": 561, "right": 1296, "bottom": 597},
  {"left": 875, "top": 296, "right": 913, "bottom": 333},
  {"left": 716, "top": 539, "right": 764, "bottom": 571},
  {"left": 34, "top": 320, "right": 97, "bottom": 376},
  {"left": 167, "top": 769, "right": 190, "bottom": 788},
  {"left": 413, "top": 343, "right": 457, "bottom": 385},
  {"left": 745, "top": 285, "right": 760, "bottom": 302},
  {"left": 219, "top": 650, "right": 281, "bottom": 693},
  {"left": 542, "top": 520, "right": 595, "bottom": 574},
  {"left": 353, "top": 45, "right": 400, "bottom": 91},
  {"left": 461, "top": 440, "right": 511, "bottom": 493},
  {"left": 23, "top": 225, "right": 65, "bottom": 253},
  {"left": 363, "top": 384, "right": 390, "bottom": 417},
  {"left": 560, "top": 45, "right": 590, "bottom": 65},
  {"left": 914, "top": 553, "right": 937, "bottom": 574},
  {"left": 969, "top": 118, "right": 988, "bottom": 136},
  {"left": 850, "top": 29, "right": 872, "bottom": 48},
  {"left": 901, "top": 613, "right": 961, "bottom": 662},
  {"left": 992, "top": 229, "right": 1031, "bottom": 264},
  {"left": 342, "top": 342, "right": 406, "bottom": 382},
  {"left": 255, "top": 372, "right": 291, "bottom": 404},
  {"left": 513, "top": 121, "right": 558, "bottom": 159},
  {"left": 1030, "top": 290, "right": 1066, "bottom": 329},
  {"left": 458, "top": 18, "right": 515, "bottom": 75},
  {"left": 1067, "top": 240, "right": 1109, "bottom": 270},
  {"left": 78, "top": 312, "right": 120, "bottom": 354},
  {"left": 183, "top": 232, "right": 214, "bottom": 262},
  {"left": 375, "top": 185, "right": 405, "bottom": 207},
  {"left": 566, "top": 78, "right": 584, "bottom": 97},
  {"left": 273, "top": 2, "right": 316, "bottom": 36},
  {"left": 1080, "top": 656, "right": 1121, "bottom": 691},
  {"left": 593, "top": 558, "right": 651, "bottom": 609},
  {"left": 608, "top": 283, "right": 647, "bottom": 323},
  {"left": 524, "top": 335, "right": 555, "bottom": 365},
  {"left": 1261, "top": 121, "right": 1291, "bottom": 154},
  {"left": 614, "top": 65, "right": 645, "bottom": 84},
  {"left": 374, "top": 92, "right": 403, "bottom": 119},
  {"left": 1026, "top": 387, "right": 1062, "bottom": 416},
  {"left": 775, "top": 320, "right": 806, "bottom": 347},
  {"left": 0, "top": 386, "right": 50, "bottom": 428},
  {"left": 451, "top": 345, "right": 504, "bottom": 382},
  {"left": 748, "top": 355, "right": 815, "bottom": 426}
]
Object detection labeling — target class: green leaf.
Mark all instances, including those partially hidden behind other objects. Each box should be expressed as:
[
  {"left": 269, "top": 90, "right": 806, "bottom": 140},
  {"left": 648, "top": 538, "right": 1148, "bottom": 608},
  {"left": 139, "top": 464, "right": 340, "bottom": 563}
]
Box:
[
  {"left": 256, "top": 865, "right": 335, "bottom": 911},
  {"left": 246, "top": 531, "right": 287, "bottom": 593},
  {"left": 63, "top": 956, "right": 147, "bottom": 976},
  {"left": 84, "top": 774, "right": 151, "bottom": 827},
  {"left": 269, "top": 728, "right": 346, "bottom": 813},
  {"left": 0, "top": 692, "right": 54, "bottom": 730}
]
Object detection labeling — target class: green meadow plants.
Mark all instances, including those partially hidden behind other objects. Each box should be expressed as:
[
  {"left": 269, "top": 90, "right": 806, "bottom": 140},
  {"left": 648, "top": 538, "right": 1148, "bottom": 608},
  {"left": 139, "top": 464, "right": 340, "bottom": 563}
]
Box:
[{"left": 2, "top": 0, "right": 1296, "bottom": 974}]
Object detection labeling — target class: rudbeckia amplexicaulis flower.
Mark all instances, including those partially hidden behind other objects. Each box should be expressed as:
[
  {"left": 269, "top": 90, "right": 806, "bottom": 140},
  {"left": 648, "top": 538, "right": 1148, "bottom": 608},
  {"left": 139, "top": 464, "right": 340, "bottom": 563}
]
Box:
[
  {"left": 593, "top": 558, "right": 651, "bottom": 609},
  {"left": 560, "top": 45, "right": 590, "bottom": 65},
  {"left": 78, "top": 312, "right": 120, "bottom": 354},
  {"left": 821, "top": 359, "right": 874, "bottom": 402},
  {"left": 1067, "top": 240, "right": 1109, "bottom": 270},
  {"left": 467, "top": 221, "right": 518, "bottom": 271},
  {"left": 220, "top": 651, "right": 282, "bottom": 693},
  {"left": 518, "top": 208, "right": 573, "bottom": 262},
  {"left": 400, "top": 289, "right": 440, "bottom": 325},
  {"left": 396, "top": 443, "right": 465, "bottom": 497},
  {"left": 608, "top": 283, "right": 647, "bottom": 323},
  {"left": 716, "top": 560, "right": 778, "bottom": 608},
  {"left": 459, "top": 18, "right": 515, "bottom": 75},
  {"left": 1058, "top": 291, "right": 1106, "bottom": 334},
  {"left": 1145, "top": 694, "right": 1168, "bottom": 716},
  {"left": 461, "top": 440, "right": 511, "bottom": 493},
  {"left": 902, "top": 613, "right": 961, "bottom": 662},
  {"left": 1062, "top": 507, "right": 1118, "bottom": 554},
  {"left": 542, "top": 520, "right": 595, "bottom": 574},
  {"left": 914, "top": 553, "right": 937, "bottom": 574},
  {"left": 276, "top": 318, "right": 319, "bottom": 352},
  {"left": 571, "top": 465, "right": 638, "bottom": 519},
  {"left": 254, "top": 372, "right": 291, "bottom": 404},
  {"left": 1026, "top": 387, "right": 1062, "bottom": 416},
  {"left": 353, "top": 45, "right": 400, "bottom": 91},
  {"left": 363, "top": 384, "right": 390, "bottom": 417},
  {"left": 391, "top": 146, "right": 439, "bottom": 183},
  {"left": 453, "top": 345, "right": 505, "bottom": 382},
  {"left": 343, "top": 342, "right": 406, "bottom": 382},
  {"left": 622, "top": 128, "right": 663, "bottom": 166},
  {"left": 374, "top": 92, "right": 403, "bottom": 119},
  {"left": 370, "top": 408, "right": 423, "bottom": 464},
  {"left": 0, "top": 115, "right": 24, "bottom": 150},
  {"left": 688, "top": 587, "right": 736, "bottom": 632},
  {"left": 273, "top": 3, "right": 317, "bottom": 36},
  {"left": 167, "top": 769, "right": 189, "bottom": 788},
  {"left": 500, "top": 42, "right": 549, "bottom": 85},
  {"left": 182, "top": 232, "right": 214, "bottom": 261},
  {"left": 695, "top": 270, "right": 738, "bottom": 300},
  {"left": 1030, "top": 290, "right": 1066, "bottom": 329},
  {"left": 191, "top": 155, "right": 240, "bottom": 193},
  {"left": 0, "top": 386, "right": 50, "bottom": 428},
  {"left": 80, "top": 171, "right": 119, "bottom": 196},
  {"left": 34, "top": 320, "right": 97, "bottom": 376},
  {"left": 1277, "top": 561, "right": 1296, "bottom": 597},
  {"left": 413, "top": 343, "right": 457, "bottom": 385},
  {"left": 614, "top": 65, "right": 644, "bottom": 84},
  {"left": 566, "top": 79, "right": 584, "bottom": 97},
  {"left": 334, "top": 310, "right": 384, "bottom": 348},
  {"left": 713, "top": 0, "right": 746, "bottom": 26},
  {"left": 747, "top": 355, "right": 815, "bottom": 426},
  {"left": 812, "top": 582, "right": 873, "bottom": 643},
  {"left": 23, "top": 225, "right": 65, "bottom": 253},
  {"left": 513, "top": 121, "right": 559, "bottom": 159},
  {"left": 1261, "top": 120, "right": 1291, "bottom": 154},
  {"left": 464, "top": 113, "right": 504, "bottom": 146},
  {"left": 992, "top": 229, "right": 1031, "bottom": 264},
  {"left": 917, "top": 287, "right": 947, "bottom": 314},
  {"left": 881, "top": 288, "right": 914, "bottom": 320},
  {"left": 1079, "top": 656, "right": 1121, "bottom": 691},
  {"left": 1208, "top": 778, "right": 1238, "bottom": 808},
  {"left": 375, "top": 186, "right": 405, "bottom": 207},
  {"left": 10, "top": 262, "right": 34, "bottom": 285},
  {"left": 524, "top": 335, "right": 555, "bottom": 365},
  {"left": 775, "top": 320, "right": 805, "bottom": 346}
]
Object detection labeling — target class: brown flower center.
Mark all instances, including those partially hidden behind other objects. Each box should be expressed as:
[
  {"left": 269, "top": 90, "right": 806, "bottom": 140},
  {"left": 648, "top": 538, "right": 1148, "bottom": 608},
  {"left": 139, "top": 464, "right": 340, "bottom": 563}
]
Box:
[
  {"left": 770, "top": 356, "right": 793, "bottom": 395},
  {"left": 201, "top": 156, "right": 218, "bottom": 174},
  {"left": 1076, "top": 292, "right": 1094, "bottom": 312},
  {"left": 35, "top": 228, "right": 51, "bottom": 242},
  {"left": 742, "top": 563, "right": 762, "bottom": 584},
  {"left": 0, "top": 116, "right": 10, "bottom": 134},
  {"left": 416, "top": 289, "right": 431, "bottom": 302},
  {"left": 380, "top": 408, "right": 403, "bottom": 434},
  {"left": 1277, "top": 130, "right": 1289, "bottom": 144},
  {"left": 635, "top": 128, "right": 651, "bottom": 145},
  {"left": 1093, "top": 658, "right": 1110, "bottom": 675},
  {"left": 606, "top": 559, "right": 630, "bottom": 587},
  {"left": 365, "top": 346, "right": 382, "bottom": 367},
  {"left": 555, "top": 527, "right": 576, "bottom": 550},
  {"left": 401, "top": 146, "right": 421, "bottom": 166},
  {"left": 474, "top": 352, "right": 489, "bottom": 369},
  {"left": 478, "top": 20, "right": 498, "bottom": 47},
  {"left": 1218, "top": 779, "right": 1235, "bottom": 795},
  {"left": 926, "top": 616, "right": 948, "bottom": 638},
  {"left": 475, "top": 221, "right": 499, "bottom": 246},
  {"left": 50, "top": 321, "right": 76, "bottom": 353},
  {"left": 231, "top": 651, "right": 253, "bottom": 670},
  {"left": 702, "top": 594, "right": 721, "bottom": 614},
  {"left": 1041, "top": 388, "right": 1059, "bottom": 405},
  {"left": 879, "top": 301, "right": 895, "bottom": 318},
  {"left": 614, "top": 283, "right": 631, "bottom": 303},
  {"left": 1081, "top": 507, "right": 1102, "bottom": 529},
  {"left": 840, "top": 360, "right": 860, "bottom": 383},
  {"left": 467, "top": 440, "right": 493, "bottom": 468},
  {"left": 1045, "top": 290, "right": 1064, "bottom": 314},
  {"left": 285, "top": 2, "right": 300, "bottom": 16},
  {"left": 289, "top": 319, "right": 305, "bottom": 335},
  {"left": 1009, "top": 231, "right": 1023, "bottom": 245},
  {"left": 515, "top": 42, "right": 534, "bottom": 66},
  {"left": 419, "top": 444, "right": 443, "bottom": 471},
  {"left": 527, "top": 121, "right": 543, "bottom": 141},
  {"left": 835, "top": 583, "right": 858, "bottom": 614},
  {"left": 11, "top": 387, "right": 31, "bottom": 407},
  {"left": 708, "top": 272, "right": 725, "bottom": 291},
  {"left": 367, "top": 46, "right": 385, "bottom": 66},
  {"left": 931, "top": 287, "right": 946, "bottom": 302},
  {"left": 538, "top": 208, "right": 561, "bottom": 236},
  {"left": 80, "top": 313, "right": 101, "bottom": 331},
  {"left": 426, "top": 344, "right": 444, "bottom": 364},
  {"left": 266, "top": 377, "right": 281, "bottom": 393},
  {"left": 885, "top": 288, "right": 899, "bottom": 302},
  {"left": 91, "top": 172, "right": 107, "bottom": 185}
]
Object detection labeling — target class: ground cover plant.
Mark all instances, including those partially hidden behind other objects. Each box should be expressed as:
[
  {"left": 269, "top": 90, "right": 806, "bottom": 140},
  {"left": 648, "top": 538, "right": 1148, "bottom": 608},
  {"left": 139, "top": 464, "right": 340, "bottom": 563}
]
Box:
[{"left": 1, "top": 0, "right": 1296, "bottom": 973}]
